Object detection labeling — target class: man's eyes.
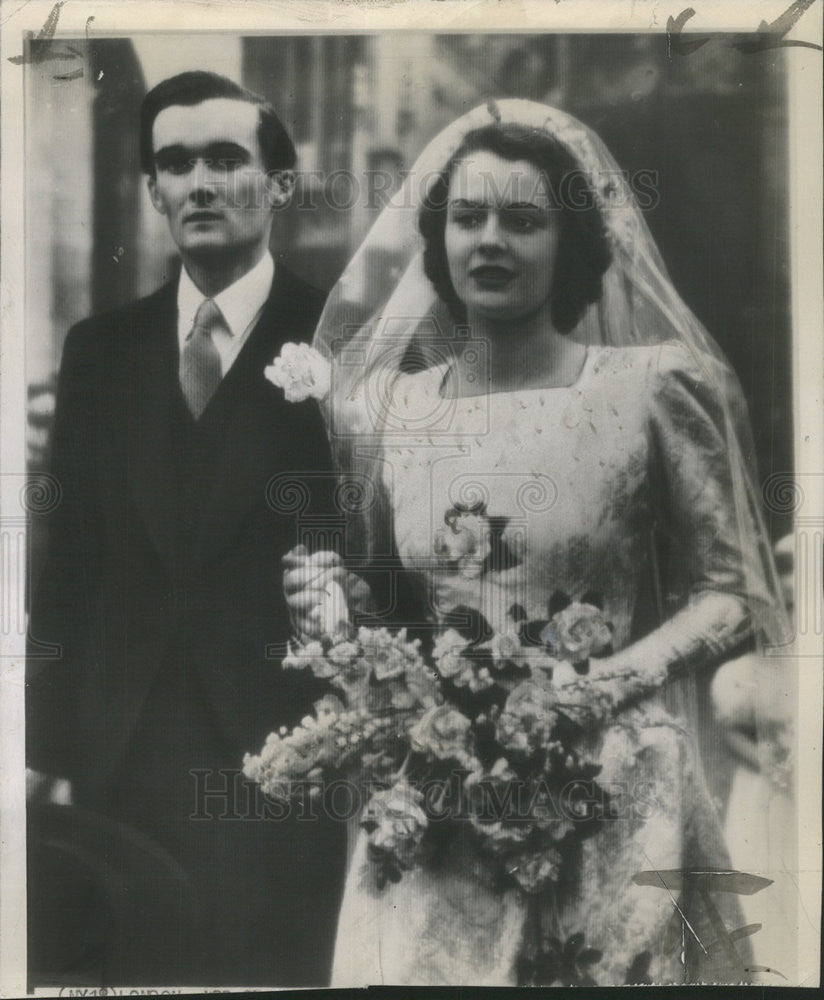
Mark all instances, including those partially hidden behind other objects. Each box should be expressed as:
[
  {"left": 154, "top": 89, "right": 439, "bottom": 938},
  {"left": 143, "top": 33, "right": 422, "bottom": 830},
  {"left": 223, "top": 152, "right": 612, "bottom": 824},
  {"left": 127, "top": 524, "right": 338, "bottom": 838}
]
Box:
[
  {"left": 156, "top": 152, "right": 249, "bottom": 174},
  {"left": 160, "top": 157, "right": 194, "bottom": 175},
  {"left": 505, "top": 213, "right": 538, "bottom": 231}
]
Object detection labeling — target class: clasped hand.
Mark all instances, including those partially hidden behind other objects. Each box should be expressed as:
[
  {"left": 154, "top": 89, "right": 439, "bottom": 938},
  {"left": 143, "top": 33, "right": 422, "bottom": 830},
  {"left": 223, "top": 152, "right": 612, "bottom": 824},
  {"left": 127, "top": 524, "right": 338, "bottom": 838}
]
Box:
[{"left": 282, "top": 545, "right": 372, "bottom": 638}]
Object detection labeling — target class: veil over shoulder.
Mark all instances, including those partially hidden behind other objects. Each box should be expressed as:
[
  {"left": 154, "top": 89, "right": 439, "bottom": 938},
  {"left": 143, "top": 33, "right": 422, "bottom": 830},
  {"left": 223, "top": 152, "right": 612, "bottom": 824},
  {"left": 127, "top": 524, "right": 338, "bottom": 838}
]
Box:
[
  {"left": 313, "top": 99, "right": 787, "bottom": 644},
  {"left": 312, "top": 100, "right": 797, "bottom": 985}
]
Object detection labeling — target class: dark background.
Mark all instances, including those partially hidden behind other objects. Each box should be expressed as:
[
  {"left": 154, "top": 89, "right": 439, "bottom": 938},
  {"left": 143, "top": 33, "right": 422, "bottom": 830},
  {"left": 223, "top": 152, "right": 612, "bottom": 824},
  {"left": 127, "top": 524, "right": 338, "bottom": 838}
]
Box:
[{"left": 26, "top": 33, "right": 792, "bottom": 549}]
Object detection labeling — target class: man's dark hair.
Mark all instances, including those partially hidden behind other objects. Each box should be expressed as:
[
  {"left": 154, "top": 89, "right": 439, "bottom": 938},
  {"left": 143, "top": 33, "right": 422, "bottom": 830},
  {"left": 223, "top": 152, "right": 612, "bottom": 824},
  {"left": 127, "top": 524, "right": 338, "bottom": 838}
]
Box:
[
  {"left": 139, "top": 70, "right": 296, "bottom": 177},
  {"left": 418, "top": 123, "right": 612, "bottom": 334}
]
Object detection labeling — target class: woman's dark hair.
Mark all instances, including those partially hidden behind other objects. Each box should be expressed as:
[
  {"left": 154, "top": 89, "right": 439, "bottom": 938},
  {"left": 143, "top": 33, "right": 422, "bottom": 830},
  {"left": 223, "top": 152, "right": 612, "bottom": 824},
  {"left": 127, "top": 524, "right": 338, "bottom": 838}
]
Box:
[
  {"left": 139, "top": 71, "right": 296, "bottom": 177},
  {"left": 418, "top": 123, "right": 612, "bottom": 333}
]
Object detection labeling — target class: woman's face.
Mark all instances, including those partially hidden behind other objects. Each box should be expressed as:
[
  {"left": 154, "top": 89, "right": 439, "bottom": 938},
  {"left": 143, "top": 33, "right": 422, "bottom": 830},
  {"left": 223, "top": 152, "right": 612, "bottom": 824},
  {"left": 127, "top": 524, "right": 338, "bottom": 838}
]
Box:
[{"left": 444, "top": 150, "right": 559, "bottom": 323}]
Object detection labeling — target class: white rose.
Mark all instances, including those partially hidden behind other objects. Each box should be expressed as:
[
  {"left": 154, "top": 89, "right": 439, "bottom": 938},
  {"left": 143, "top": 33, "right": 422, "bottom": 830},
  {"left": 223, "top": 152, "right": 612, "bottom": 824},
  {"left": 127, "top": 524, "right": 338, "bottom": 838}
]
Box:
[
  {"left": 265, "top": 342, "right": 331, "bottom": 402},
  {"left": 489, "top": 629, "right": 524, "bottom": 666},
  {"left": 432, "top": 629, "right": 467, "bottom": 677},
  {"left": 433, "top": 512, "right": 487, "bottom": 563},
  {"left": 542, "top": 602, "right": 612, "bottom": 662}
]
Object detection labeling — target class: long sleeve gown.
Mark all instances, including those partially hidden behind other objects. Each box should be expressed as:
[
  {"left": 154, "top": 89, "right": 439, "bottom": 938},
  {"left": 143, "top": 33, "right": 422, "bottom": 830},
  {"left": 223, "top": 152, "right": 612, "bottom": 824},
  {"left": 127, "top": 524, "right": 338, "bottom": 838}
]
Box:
[{"left": 331, "top": 343, "right": 771, "bottom": 986}]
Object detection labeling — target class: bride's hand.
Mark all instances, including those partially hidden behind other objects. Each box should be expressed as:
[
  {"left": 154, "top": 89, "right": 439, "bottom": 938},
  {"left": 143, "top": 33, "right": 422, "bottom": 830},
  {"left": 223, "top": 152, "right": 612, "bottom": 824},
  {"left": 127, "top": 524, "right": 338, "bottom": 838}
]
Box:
[
  {"left": 550, "top": 658, "right": 666, "bottom": 730},
  {"left": 282, "top": 545, "right": 374, "bottom": 638},
  {"left": 583, "top": 655, "right": 667, "bottom": 712},
  {"left": 283, "top": 545, "right": 346, "bottom": 638},
  {"left": 551, "top": 663, "right": 619, "bottom": 729}
]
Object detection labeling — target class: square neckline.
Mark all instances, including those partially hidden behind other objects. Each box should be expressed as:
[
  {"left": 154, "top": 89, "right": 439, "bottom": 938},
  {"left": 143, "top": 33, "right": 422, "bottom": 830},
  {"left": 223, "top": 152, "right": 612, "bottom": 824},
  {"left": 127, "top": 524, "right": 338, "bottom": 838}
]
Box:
[{"left": 436, "top": 344, "right": 594, "bottom": 401}]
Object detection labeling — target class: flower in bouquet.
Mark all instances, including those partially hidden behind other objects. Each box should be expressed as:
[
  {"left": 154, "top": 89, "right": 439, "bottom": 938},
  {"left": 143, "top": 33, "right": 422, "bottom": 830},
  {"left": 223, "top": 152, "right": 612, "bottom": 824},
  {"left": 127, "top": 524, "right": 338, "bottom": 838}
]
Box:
[
  {"left": 540, "top": 602, "right": 612, "bottom": 664},
  {"left": 361, "top": 780, "right": 430, "bottom": 887},
  {"left": 518, "top": 931, "right": 603, "bottom": 987},
  {"left": 528, "top": 782, "right": 578, "bottom": 843},
  {"left": 282, "top": 634, "right": 372, "bottom": 702},
  {"left": 468, "top": 778, "right": 568, "bottom": 894},
  {"left": 431, "top": 629, "right": 494, "bottom": 692},
  {"left": 505, "top": 845, "right": 564, "bottom": 894},
  {"left": 368, "top": 633, "right": 406, "bottom": 682},
  {"left": 408, "top": 704, "right": 478, "bottom": 768},
  {"left": 282, "top": 639, "right": 337, "bottom": 678},
  {"left": 264, "top": 342, "right": 331, "bottom": 402},
  {"left": 470, "top": 817, "right": 532, "bottom": 857},
  {"left": 327, "top": 638, "right": 360, "bottom": 668},
  {"left": 488, "top": 627, "right": 529, "bottom": 670},
  {"left": 433, "top": 509, "right": 491, "bottom": 579},
  {"left": 314, "top": 692, "right": 347, "bottom": 720},
  {"left": 431, "top": 629, "right": 466, "bottom": 679},
  {"left": 466, "top": 757, "right": 529, "bottom": 847},
  {"left": 433, "top": 511, "right": 485, "bottom": 561},
  {"left": 328, "top": 638, "right": 372, "bottom": 695},
  {"left": 242, "top": 696, "right": 352, "bottom": 798},
  {"left": 357, "top": 626, "right": 440, "bottom": 713},
  {"left": 497, "top": 679, "right": 559, "bottom": 756}
]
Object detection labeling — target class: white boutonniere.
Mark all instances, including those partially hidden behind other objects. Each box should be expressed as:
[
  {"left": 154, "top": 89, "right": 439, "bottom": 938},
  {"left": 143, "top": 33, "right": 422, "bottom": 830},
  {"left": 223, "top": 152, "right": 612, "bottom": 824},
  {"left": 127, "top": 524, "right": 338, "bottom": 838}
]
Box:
[{"left": 264, "top": 342, "right": 331, "bottom": 402}]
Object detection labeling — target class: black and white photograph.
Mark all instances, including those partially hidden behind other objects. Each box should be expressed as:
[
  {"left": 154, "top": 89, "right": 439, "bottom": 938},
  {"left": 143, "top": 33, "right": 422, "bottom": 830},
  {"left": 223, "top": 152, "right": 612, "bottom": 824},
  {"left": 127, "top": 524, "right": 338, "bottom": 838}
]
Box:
[{"left": 1, "top": 0, "right": 821, "bottom": 994}]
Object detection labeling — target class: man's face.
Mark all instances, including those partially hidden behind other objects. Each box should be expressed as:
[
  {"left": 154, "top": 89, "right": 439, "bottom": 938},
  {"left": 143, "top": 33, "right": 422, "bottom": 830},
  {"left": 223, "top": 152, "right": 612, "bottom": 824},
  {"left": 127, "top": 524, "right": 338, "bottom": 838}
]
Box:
[{"left": 147, "top": 98, "right": 291, "bottom": 262}]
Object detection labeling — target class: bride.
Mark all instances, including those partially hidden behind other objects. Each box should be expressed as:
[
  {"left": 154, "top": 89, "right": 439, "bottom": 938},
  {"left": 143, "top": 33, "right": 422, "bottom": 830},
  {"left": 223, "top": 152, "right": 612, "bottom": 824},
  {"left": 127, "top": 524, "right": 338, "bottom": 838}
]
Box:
[{"left": 285, "top": 101, "right": 791, "bottom": 986}]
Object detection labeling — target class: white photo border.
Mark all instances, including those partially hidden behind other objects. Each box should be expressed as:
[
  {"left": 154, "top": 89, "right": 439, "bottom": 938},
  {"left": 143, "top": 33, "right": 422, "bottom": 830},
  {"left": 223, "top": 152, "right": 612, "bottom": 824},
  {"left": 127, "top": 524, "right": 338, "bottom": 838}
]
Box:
[{"left": 1, "top": 1, "right": 821, "bottom": 995}]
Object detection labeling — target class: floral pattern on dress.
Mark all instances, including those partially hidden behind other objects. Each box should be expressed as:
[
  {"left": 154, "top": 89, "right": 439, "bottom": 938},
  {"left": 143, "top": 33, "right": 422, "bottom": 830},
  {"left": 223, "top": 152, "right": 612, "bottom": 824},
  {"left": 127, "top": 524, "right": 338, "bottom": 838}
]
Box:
[{"left": 333, "top": 345, "right": 758, "bottom": 986}]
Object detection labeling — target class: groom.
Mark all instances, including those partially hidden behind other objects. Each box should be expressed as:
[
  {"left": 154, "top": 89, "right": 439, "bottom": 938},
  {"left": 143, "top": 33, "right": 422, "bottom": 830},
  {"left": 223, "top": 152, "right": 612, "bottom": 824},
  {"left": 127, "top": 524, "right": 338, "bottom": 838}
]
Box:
[{"left": 26, "top": 71, "right": 344, "bottom": 986}]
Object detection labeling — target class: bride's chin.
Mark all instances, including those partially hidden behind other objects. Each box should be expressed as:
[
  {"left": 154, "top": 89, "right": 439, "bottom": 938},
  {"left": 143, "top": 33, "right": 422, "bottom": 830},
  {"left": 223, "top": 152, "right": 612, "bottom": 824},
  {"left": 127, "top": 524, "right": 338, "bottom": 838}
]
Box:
[{"left": 464, "top": 293, "right": 553, "bottom": 327}]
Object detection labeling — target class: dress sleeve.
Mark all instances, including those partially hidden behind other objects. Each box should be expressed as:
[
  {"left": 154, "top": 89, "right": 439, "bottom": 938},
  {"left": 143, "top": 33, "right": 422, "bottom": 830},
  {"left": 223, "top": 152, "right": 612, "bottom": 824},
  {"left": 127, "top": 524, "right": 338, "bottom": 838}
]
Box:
[{"left": 601, "top": 344, "right": 774, "bottom": 684}]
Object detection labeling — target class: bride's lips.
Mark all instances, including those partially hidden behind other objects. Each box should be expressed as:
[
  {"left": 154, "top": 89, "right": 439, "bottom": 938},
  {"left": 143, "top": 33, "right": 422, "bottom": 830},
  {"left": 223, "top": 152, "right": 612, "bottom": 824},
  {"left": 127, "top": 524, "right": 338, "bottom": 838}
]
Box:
[{"left": 469, "top": 265, "right": 515, "bottom": 287}]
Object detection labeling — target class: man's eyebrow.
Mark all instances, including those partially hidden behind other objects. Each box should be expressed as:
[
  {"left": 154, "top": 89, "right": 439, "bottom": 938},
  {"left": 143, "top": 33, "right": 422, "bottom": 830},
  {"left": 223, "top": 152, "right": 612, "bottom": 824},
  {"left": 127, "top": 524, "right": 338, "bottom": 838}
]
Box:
[
  {"left": 154, "top": 141, "right": 251, "bottom": 162},
  {"left": 154, "top": 143, "right": 189, "bottom": 162}
]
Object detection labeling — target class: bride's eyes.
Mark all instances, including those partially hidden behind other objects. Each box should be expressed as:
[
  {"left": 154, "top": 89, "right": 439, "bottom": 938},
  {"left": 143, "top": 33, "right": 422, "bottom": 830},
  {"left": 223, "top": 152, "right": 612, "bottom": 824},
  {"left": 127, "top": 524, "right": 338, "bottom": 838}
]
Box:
[
  {"left": 501, "top": 208, "right": 548, "bottom": 232},
  {"left": 447, "top": 207, "right": 546, "bottom": 233},
  {"left": 450, "top": 209, "right": 485, "bottom": 229}
]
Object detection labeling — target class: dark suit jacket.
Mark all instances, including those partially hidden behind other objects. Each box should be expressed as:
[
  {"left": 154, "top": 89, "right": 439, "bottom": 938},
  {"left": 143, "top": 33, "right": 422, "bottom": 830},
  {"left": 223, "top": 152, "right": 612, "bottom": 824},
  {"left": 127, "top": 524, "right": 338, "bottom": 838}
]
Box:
[{"left": 26, "top": 265, "right": 345, "bottom": 985}]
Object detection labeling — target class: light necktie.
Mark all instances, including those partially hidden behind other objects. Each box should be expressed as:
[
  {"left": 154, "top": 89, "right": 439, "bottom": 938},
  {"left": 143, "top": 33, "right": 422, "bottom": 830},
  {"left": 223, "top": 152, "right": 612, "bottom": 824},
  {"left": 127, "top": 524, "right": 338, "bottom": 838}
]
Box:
[{"left": 179, "top": 298, "right": 223, "bottom": 418}]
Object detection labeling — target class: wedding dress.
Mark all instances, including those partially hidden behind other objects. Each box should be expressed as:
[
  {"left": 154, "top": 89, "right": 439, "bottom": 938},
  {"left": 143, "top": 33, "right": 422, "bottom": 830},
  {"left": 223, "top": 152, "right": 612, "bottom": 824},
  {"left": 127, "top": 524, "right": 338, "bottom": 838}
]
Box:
[
  {"left": 312, "top": 100, "right": 794, "bottom": 986},
  {"left": 331, "top": 345, "right": 761, "bottom": 985}
]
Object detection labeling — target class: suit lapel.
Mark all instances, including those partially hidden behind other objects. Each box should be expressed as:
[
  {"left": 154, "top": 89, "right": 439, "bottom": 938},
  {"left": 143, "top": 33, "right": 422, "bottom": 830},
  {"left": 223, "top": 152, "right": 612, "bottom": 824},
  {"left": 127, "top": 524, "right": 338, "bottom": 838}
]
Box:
[
  {"left": 127, "top": 269, "right": 323, "bottom": 575},
  {"left": 190, "top": 268, "right": 304, "bottom": 570},
  {"left": 127, "top": 283, "right": 187, "bottom": 574}
]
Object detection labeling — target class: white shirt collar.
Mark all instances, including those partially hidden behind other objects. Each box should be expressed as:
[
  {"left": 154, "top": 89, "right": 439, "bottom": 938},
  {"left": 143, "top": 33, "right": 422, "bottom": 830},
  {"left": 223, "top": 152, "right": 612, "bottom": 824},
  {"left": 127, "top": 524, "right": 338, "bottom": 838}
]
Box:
[{"left": 177, "top": 251, "right": 275, "bottom": 346}]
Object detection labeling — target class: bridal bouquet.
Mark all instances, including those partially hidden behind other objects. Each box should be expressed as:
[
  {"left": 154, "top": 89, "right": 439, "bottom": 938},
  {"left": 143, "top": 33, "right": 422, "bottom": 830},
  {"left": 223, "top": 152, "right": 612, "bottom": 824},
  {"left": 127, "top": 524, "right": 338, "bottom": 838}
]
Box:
[{"left": 244, "top": 590, "right": 623, "bottom": 896}]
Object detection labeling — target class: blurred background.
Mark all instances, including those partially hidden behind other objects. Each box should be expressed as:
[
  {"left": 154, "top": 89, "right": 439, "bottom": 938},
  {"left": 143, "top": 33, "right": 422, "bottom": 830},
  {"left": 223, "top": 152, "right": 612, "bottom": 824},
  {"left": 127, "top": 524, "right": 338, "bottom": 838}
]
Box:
[{"left": 26, "top": 32, "right": 791, "bottom": 539}]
